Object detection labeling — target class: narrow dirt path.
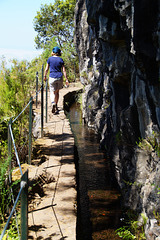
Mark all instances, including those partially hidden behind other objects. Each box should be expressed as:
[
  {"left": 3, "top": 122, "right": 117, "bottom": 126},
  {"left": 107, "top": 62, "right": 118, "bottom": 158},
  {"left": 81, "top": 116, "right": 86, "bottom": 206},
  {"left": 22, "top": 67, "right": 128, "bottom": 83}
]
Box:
[{"left": 28, "top": 84, "right": 82, "bottom": 240}]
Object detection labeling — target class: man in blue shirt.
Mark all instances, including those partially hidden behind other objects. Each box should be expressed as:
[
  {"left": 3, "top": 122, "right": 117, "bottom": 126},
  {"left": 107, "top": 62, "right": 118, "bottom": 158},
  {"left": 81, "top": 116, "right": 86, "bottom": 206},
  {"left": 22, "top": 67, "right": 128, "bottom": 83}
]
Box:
[{"left": 44, "top": 46, "right": 69, "bottom": 114}]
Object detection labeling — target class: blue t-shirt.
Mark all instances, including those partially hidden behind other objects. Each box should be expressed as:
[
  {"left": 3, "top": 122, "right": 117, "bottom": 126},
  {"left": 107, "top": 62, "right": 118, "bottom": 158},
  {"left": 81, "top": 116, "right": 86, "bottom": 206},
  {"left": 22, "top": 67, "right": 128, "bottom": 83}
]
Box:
[{"left": 47, "top": 56, "right": 64, "bottom": 78}]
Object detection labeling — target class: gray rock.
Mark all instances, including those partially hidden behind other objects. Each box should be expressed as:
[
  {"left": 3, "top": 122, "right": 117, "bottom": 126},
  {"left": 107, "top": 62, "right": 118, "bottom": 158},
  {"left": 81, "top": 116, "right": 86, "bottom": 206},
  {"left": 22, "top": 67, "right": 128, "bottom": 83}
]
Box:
[{"left": 75, "top": 0, "right": 160, "bottom": 238}]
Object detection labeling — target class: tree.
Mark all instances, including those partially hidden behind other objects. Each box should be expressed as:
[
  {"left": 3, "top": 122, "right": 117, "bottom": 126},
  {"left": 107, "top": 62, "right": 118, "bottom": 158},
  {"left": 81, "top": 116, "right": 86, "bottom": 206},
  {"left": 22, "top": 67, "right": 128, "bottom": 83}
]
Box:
[
  {"left": 33, "top": 0, "right": 79, "bottom": 82},
  {"left": 33, "top": 0, "right": 76, "bottom": 49}
]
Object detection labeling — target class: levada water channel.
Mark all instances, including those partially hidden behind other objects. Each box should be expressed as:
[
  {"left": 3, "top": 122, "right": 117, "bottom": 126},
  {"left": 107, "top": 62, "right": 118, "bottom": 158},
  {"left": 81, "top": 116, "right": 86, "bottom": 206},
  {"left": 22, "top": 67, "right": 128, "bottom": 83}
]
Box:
[{"left": 65, "top": 91, "right": 122, "bottom": 240}]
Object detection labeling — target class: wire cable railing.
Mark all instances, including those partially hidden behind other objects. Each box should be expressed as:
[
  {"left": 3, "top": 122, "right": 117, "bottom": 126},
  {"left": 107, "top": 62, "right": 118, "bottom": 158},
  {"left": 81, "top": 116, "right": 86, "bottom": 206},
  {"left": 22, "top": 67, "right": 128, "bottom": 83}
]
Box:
[{"left": 0, "top": 65, "right": 48, "bottom": 240}]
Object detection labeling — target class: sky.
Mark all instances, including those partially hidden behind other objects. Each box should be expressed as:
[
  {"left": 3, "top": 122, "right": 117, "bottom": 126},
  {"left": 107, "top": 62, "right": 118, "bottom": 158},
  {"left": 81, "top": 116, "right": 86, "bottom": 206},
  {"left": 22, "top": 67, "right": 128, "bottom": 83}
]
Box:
[{"left": 0, "top": 0, "right": 53, "bottom": 67}]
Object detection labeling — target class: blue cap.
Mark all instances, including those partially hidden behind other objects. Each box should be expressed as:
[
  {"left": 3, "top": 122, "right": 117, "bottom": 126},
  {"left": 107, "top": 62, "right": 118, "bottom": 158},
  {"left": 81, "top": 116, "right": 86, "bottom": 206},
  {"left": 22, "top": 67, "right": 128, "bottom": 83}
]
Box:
[{"left": 52, "top": 46, "right": 61, "bottom": 54}]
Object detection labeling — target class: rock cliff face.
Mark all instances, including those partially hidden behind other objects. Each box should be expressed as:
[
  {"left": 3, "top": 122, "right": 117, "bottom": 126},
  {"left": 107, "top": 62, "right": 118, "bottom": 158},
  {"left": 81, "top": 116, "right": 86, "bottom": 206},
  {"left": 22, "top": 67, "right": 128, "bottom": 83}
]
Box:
[{"left": 75, "top": 0, "right": 160, "bottom": 238}]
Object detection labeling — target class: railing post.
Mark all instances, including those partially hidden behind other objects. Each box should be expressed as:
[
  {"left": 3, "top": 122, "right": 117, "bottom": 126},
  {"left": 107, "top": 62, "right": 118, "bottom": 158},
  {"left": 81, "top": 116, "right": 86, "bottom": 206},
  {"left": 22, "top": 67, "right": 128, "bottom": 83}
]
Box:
[
  {"left": 41, "top": 65, "right": 44, "bottom": 137},
  {"left": 8, "top": 118, "right": 12, "bottom": 170},
  {"left": 7, "top": 118, "right": 12, "bottom": 216},
  {"left": 21, "top": 170, "right": 28, "bottom": 240},
  {"left": 28, "top": 97, "right": 33, "bottom": 165},
  {"left": 36, "top": 72, "right": 38, "bottom": 108},
  {"left": 46, "top": 78, "right": 48, "bottom": 123}
]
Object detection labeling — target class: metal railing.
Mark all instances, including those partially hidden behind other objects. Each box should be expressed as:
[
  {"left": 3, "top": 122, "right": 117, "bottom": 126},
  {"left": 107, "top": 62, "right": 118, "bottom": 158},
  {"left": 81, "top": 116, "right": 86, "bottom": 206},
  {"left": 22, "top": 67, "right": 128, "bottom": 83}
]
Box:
[{"left": 0, "top": 65, "right": 48, "bottom": 240}]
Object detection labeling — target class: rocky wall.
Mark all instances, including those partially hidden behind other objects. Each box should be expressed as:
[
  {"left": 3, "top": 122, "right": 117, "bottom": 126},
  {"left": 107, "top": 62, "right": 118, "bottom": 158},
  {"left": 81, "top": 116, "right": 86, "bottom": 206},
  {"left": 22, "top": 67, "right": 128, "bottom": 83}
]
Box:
[{"left": 75, "top": 0, "right": 160, "bottom": 238}]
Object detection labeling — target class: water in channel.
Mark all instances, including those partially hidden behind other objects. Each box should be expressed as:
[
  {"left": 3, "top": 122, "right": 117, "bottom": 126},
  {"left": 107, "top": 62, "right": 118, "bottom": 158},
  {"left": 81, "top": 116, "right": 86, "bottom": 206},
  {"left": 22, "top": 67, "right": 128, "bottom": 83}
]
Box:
[{"left": 67, "top": 101, "right": 122, "bottom": 240}]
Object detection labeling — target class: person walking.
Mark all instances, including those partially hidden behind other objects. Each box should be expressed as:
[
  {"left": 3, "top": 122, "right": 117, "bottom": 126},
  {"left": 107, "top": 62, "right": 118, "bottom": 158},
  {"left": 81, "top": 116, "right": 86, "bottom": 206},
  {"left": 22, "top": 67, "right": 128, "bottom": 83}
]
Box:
[{"left": 44, "top": 46, "right": 69, "bottom": 114}]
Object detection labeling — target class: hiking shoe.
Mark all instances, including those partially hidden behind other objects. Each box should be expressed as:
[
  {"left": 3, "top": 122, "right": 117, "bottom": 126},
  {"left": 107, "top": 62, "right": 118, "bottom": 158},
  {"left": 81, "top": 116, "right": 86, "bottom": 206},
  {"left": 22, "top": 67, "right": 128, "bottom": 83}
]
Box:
[
  {"left": 54, "top": 110, "right": 59, "bottom": 115},
  {"left": 53, "top": 104, "right": 59, "bottom": 114},
  {"left": 52, "top": 103, "right": 56, "bottom": 113}
]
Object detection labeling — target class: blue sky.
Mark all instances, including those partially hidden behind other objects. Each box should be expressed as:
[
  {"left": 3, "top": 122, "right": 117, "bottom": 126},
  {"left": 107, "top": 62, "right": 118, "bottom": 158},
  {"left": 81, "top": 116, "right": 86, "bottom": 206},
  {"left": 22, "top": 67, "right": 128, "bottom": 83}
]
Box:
[{"left": 0, "top": 0, "right": 53, "bottom": 66}]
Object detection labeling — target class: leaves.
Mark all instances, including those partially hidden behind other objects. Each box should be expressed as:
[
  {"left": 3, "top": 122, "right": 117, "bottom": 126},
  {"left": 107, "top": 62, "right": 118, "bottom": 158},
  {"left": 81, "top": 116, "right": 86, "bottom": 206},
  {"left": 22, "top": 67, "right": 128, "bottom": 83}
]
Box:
[
  {"left": 33, "top": 0, "right": 79, "bottom": 82},
  {"left": 33, "top": 0, "right": 76, "bottom": 49},
  {"left": 137, "top": 131, "right": 160, "bottom": 157},
  {"left": 116, "top": 212, "right": 147, "bottom": 240}
]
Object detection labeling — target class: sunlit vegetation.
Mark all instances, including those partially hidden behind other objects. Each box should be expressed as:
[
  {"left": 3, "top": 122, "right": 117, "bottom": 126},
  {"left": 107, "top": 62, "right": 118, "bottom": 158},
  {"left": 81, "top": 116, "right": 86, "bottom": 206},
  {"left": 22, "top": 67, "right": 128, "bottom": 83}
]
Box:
[{"left": 0, "top": 0, "right": 78, "bottom": 236}]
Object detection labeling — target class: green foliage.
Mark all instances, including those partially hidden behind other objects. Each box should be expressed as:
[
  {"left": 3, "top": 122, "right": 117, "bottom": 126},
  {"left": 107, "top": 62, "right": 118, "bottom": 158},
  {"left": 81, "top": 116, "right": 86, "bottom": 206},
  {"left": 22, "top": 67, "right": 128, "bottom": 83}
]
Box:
[
  {"left": 80, "top": 71, "right": 88, "bottom": 79},
  {"left": 116, "top": 212, "right": 147, "bottom": 240},
  {"left": 0, "top": 59, "right": 31, "bottom": 120},
  {"left": 1, "top": 216, "right": 20, "bottom": 239},
  {"left": 0, "top": 155, "right": 21, "bottom": 240},
  {"left": 153, "top": 210, "right": 160, "bottom": 226},
  {"left": 0, "top": 57, "right": 41, "bottom": 163},
  {"left": 0, "top": 57, "right": 29, "bottom": 235},
  {"left": 33, "top": 0, "right": 79, "bottom": 82},
  {"left": 116, "top": 227, "right": 136, "bottom": 239},
  {"left": 0, "top": 157, "right": 10, "bottom": 223},
  {"left": 33, "top": 0, "right": 76, "bottom": 49},
  {"left": 61, "top": 41, "right": 79, "bottom": 82},
  {"left": 0, "top": 157, "right": 20, "bottom": 223},
  {"left": 137, "top": 131, "right": 160, "bottom": 157}
]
